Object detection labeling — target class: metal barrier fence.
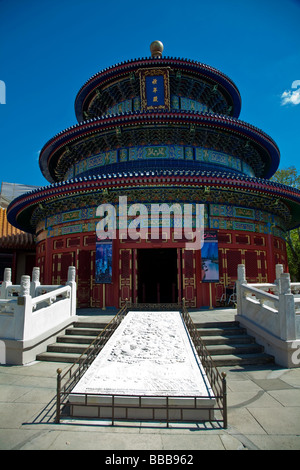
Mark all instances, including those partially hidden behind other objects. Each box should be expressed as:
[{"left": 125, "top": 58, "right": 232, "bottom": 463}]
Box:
[
  {"left": 181, "top": 299, "right": 227, "bottom": 428},
  {"left": 55, "top": 302, "right": 128, "bottom": 423},
  {"left": 55, "top": 300, "right": 227, "bottom": 428}
]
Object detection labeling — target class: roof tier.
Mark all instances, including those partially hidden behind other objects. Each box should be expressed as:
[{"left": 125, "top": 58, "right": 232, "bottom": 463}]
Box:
[
  {"left": 39, "top": 110, "right": 280, "bottom": 183},
  {"left": 0, "top": 208, "right": 35, "bottom": 249},
  {"left": 7, "top": 168, "right": 300, "bottom": 233},
  {"left": 74, "top": 56, "right": 242, "bottom": 123}
]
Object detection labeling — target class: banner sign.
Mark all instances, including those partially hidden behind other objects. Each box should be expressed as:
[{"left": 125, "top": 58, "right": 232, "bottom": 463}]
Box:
[
  {"left": 95, "top": 241, "right": 112, "bottom": 284},
  {"left": 201, "top": 231, "right": 219, "bottom": 282},
  {"left": 139, "top": 68, "right": 170, "bottom": 111}
]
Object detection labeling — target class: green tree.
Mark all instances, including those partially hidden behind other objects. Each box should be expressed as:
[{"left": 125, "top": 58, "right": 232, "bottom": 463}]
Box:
[{"left": 271, "top": 166, "right": 300, "bottom": 281}]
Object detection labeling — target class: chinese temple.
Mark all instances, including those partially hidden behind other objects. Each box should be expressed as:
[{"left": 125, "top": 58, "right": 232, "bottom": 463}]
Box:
[{"left": 7, "top": 41, "right": 300, "bottom": 309}]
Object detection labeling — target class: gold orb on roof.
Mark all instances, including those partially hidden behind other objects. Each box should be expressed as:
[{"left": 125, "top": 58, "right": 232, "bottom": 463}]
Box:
[{"left": 150, "top": 40, "right": 164, "bottom": 58}]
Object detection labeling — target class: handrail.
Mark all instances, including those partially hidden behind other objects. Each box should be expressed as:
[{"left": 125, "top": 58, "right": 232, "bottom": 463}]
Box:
[
  {"left": 241, "top": 283, "right": 279, "bottom": 301},
  {"left": 181, "top": 298, "right": 227, "bottom": 428},
  {"left": 32, "top": 285, "right": 71, "bottom": 308}
]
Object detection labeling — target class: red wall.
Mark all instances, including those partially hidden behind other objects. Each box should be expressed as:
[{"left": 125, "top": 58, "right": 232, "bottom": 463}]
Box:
[{"left": 36, "top": 229, "right": 288, "bottom": 309}]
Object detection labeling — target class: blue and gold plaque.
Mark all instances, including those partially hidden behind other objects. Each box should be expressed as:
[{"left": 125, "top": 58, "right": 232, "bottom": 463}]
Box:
[{"left": 139, "top": 68, "right": 170, "bottom": 111}]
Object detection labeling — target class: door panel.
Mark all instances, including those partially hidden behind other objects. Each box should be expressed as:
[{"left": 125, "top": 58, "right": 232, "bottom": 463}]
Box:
[
  {"left": 182, "top": 249, "right": 196, "bottom": 307},
  {"left": 77, "top": 250, "right": 92, "bottom": 307},
  {"left": 119, "top": 248, "right": 132, "bottom": 306}
]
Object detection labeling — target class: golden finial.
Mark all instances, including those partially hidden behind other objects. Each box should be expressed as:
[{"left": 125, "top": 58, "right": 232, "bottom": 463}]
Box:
[{"left": 150, "top": 40, "right": 164, "bottom": 58}]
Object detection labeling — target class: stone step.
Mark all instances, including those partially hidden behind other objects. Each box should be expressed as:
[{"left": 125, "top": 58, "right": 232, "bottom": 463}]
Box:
[
  {"left": 65, "top": 327, "right": 104, "bottom": 336},
  {"left": 57, "top": 334, "right": 95, "bottom": 344},
  {"left": 73, "top": 321, "right": 108, "bottom": 329},
  {"left": 206, "top": 343, "right": 264, "bottom": 356},
  {"left": 36, "top": 351, "right": 87, "bottom": 363},
  {"left": 212, "top": 352, "right": 275, "bottom": 367},
  {"left": 47, "top": 342, "right": 93, "bottom": 355},
  {"left": 202, "top": 334, "right": 255, "bottom": 345},
  {"left": 196, "top": 321, "right": 274, "bottom": 366},
  {"left": 194, "top": 321, "right": 239, "bottom": 328},
  {"left": 36, "top": 320, "right": 108, "bottom": 363},
  {"left": 197, "top": 326, "right": 247, "bottom": 336}
]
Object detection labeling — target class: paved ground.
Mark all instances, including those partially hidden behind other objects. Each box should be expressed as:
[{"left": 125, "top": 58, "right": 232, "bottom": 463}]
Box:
[{"left": 1, "top": 308, "right": 300, "bottom": 450}]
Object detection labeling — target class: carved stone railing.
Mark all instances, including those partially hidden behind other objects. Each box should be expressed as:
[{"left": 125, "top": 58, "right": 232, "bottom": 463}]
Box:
[
  {"left": 0, "top": 266, "right": 77, "bottom": 365},
  {"left": 236, "top": 264, "right": 300, "bottom": 368}
]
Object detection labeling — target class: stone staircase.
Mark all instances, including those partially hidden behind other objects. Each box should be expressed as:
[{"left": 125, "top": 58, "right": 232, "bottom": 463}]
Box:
[
  {"left": 195, "top": 320, "right": 274, "bottom": 367},
  {"left": 36, "top": 321, "right": 107, "bottom": 363},
  {"left": 36, "top": 318, "right": 274, "bottom": 367}
]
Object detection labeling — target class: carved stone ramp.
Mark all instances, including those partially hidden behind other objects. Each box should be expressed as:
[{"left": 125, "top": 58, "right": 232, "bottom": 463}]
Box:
[{"left": 68, "top": 311, "right": 216, "bottom": 422}]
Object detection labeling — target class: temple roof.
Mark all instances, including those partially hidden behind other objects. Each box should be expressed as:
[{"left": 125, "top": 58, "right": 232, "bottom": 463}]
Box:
[
  {"left": 39, "top": 110, "right": 280, "bottom": 183},
  {"left": 0, "top": 208, "right": 35, "bottom": 249},
  {"left": 74, "top": 56, "right": 242, "bottom": 122},
  {"left": 0, "top": 232, "right": 35, "bottom": 249},
  {"left": 7, "top": 168, "right": 300, "bottom": 234}
]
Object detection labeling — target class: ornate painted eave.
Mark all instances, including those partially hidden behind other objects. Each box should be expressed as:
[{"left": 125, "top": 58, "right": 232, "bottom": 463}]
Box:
[
  {"left": 74, "top": 56, "right": 242, "bottom": 122},
  {"left": 39, "top": 110, "right": 280, "bottom": 183},
  {"left": 7, "top": 169, "right": 300, "bottom": 234}
]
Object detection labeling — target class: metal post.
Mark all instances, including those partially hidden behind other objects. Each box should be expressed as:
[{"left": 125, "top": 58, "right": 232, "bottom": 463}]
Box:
[
  {"left": 112, "top": 395, "right": 115, "bottom": 426},
  {"left": 166, "top": 396, "right": 169, "bottom": 428},
  {"left": 102, "top": 284, "right": 106, "bottom": 310},
  {"left": 222, "top": 372, "right": 227, "bottom": 429},
  {"left": 55, "top": 368, "right": 62, "bottom": 423},
  {"left": 209, "top": 283, "right": 213, "bottom": 309}
]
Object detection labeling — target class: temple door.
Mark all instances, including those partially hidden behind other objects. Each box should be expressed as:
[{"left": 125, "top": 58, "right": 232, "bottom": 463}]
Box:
[
  {"left": 90, "top": 249, "right": 100, "bottom": 308},
  {"left": 52, "top": 252, "right": 74, "bottom": 285},
  {"left": 225, "top": 249, "right": 242, "bottom": 286},
  {"left": 77, "top": 249, "right": 92, "bottom": 307},
  {"left": 133, "top": 249, "right": 138, "bottom": 303},
  {"left": 119, "top": 248, "right": 132, "bottom": 306},
  {"left": 182, "top": 248, "right": 196, "bottom": 307},
  {"left": 244, "top": 250, "right": 259, "bottom": 282},
  {"left": 259, "top": 250, "right": 268, "bottom": 283},
  {"left": 177, "top": 248, "right": 182, "bottom": 302},
  {"left": 52, "top": 253, "right": 60, "bottom": 285}
]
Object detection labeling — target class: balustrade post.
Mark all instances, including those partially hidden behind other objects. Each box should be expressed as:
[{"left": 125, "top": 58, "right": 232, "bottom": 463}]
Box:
[
  {"left": 1, "top": 267, "right": 12, "bottom": 298},
  {"left": 275, "top": 264, "right": 284, "bottom": 294},
  {"left": 66, "top": 266, "right": 76, "bottom": 317},
  {"left": 236, "top": 264, "right": 247, "bottom": 316},
  {"left": 278, "top": 273, "right": 296, "bottom": 341},
  {"left": 30, "top": 267, "right": 40, "bottom": 297},
  {"left": 19, "top": 275, "right": 30, "bottom": 297},
  {"left": 276, "top": 264, "right": 284, "bottom": 279},
  {"left": 16, "top": 275, "right": 32, "bottom": 341}
]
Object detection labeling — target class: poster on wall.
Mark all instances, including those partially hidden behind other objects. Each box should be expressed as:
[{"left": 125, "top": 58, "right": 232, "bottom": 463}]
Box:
[
  {"left": 95, "top": 241, "right": 112, "bottom": 284},
  {"left": 201, "top": 231, "right": 219, "bottom": 282}
]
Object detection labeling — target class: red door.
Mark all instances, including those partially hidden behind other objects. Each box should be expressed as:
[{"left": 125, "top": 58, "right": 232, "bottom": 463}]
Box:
[
  {"left": 77, "top": 250, "right": 92, "bottom": 307},
  {"left": 52, "top": 252, "right": 74, "bottom": 285},
  {"left": 182, "top": 249, "right": 196, "bottom": 307},
  {"left": 119, "top": 248, "right": 132, "bottom": 306}
]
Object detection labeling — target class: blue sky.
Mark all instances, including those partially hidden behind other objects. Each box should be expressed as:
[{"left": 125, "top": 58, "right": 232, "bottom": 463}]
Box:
[{"left": 0, "top": 0, "right": 299, "bottom": 187}]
